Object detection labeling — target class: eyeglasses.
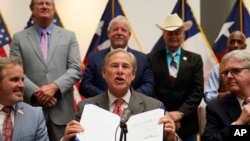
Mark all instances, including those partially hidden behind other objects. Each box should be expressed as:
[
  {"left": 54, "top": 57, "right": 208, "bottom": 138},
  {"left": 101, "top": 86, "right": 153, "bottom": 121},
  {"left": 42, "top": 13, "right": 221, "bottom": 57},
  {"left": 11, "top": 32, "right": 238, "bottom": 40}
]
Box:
[{"left": 221, "top": 68, "right": 249, "bottom": 77}]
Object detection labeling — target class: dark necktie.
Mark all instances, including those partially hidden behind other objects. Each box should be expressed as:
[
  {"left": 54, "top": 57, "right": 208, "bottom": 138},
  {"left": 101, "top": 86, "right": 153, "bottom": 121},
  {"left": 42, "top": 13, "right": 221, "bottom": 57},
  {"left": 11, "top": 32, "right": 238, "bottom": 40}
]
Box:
[
  {"left": 40, "top": 30, "right": 48, "bottom": 61},
  {"left": 243, "top": 98, "right": 250, "bottom": 106},
  {"left": 169, "top": 55, "right": 177, "bottom": 83},
  {"left": 2, "top": 106, "right": 13, "bottom": 141},
  {"left": 113, "top": 99, "right": 124, "bottom": 116}
]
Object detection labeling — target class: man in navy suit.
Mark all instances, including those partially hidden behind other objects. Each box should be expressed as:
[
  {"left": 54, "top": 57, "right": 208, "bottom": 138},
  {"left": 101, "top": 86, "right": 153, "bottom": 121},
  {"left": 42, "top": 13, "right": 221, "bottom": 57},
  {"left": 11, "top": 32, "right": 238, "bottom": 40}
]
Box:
[
  {"left": 202, "top": 50, "right": 250, "bottom": 141},
  {"left": 148, "top": 13, "right": 203, "bottom": 141},
  {"left": 0, "top": 57, "right": 49, "bottom": 141},
  {"left": 79, "top": 15, "right": 154, "bottom": 97}
]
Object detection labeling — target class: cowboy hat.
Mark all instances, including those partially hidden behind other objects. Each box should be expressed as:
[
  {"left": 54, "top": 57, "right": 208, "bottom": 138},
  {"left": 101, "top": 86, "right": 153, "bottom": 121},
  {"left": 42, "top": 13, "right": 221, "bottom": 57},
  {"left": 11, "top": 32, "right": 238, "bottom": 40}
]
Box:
[{"left": 156, "top": 13, "right": 192, "bottom": 31}]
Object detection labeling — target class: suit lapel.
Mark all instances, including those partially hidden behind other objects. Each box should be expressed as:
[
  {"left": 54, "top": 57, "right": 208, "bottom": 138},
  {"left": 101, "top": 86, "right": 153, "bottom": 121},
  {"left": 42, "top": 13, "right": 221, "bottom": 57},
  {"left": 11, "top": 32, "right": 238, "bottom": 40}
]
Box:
[
  {"left": 12, "top": 103, "right": 25, "bottom": 141},
  {"left": 226, "top": 95, "right": 242, "bottom": 121},
  {"left": 128, "top": 89, "right": 145, "bottom": 115},
  {"left": 176, "top": 50, "right": 189, "bottom": 84},
  {"left": 157, "top": 50, "right": 172, "bottom": 84},
  {"left": 94, "top": 92, "right": 110, "bottom": 111},
  {"left": 47, "top": 25, "right": 60, "bottom": 65},
  {"left": 27, "top": 26, "right": 46, "bottom": 65}
]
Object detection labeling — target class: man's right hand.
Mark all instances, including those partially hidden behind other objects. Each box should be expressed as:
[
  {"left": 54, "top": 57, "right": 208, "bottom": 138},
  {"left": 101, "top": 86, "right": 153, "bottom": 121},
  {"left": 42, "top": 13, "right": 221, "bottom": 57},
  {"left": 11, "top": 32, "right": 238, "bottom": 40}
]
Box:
[{"left": 63, "top": 120, "right": 84, "bottom": 141}]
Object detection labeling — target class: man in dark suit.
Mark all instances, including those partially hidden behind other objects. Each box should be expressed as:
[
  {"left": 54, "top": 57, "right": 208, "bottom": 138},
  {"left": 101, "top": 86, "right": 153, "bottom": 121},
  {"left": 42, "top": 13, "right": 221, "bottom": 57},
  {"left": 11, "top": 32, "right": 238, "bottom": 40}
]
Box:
[
  {"left": 9, "top": 0, "right": 82, "bottom": 140},
  {"left": 0, "top": 57, "right": 49, "bottom": 141},
  {"left": 148, "top": 13, "right": 203, "bottom": 141},
  {"left": 62, "top": 49, "right": 180, "bottom": 141},
  {"left": 79, "top": 15, "right": 154, "bottom": 97},
  {"left": 202, "top": 50, "right": 250, "bottom": 141}
]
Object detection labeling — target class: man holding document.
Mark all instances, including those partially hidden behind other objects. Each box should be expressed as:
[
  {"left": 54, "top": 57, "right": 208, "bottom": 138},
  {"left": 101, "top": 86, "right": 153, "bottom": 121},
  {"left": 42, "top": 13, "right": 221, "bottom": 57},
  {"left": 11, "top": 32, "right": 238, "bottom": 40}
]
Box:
[{"left": 62, "top": 49, "right": 180, "bottom": 141}]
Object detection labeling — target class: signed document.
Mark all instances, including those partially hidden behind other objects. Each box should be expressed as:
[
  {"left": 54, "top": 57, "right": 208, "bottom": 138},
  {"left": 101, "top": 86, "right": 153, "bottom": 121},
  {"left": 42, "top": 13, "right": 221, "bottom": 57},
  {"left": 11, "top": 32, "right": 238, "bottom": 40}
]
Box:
[{"left": 75, "top": 104, "right": 164, "bottom": 141}]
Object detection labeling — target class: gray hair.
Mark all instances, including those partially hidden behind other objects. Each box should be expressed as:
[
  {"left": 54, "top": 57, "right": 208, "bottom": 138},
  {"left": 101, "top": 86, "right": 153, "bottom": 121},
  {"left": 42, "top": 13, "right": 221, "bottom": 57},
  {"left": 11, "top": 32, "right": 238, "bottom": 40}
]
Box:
[
  {"left": 0, "top": 57, "right": 22, "bottom": 81},
  {"left": 29, "top": 0, "right": 55, "bottom": 10},
  {"left": 107, "top": 15, "right": 131, "bottom": 32},
  {"left": 102, "top": 48, "right": 137, "bottom": 73},
  {"left": 221, "top": 50, "right": 250, "bottom": 68}
]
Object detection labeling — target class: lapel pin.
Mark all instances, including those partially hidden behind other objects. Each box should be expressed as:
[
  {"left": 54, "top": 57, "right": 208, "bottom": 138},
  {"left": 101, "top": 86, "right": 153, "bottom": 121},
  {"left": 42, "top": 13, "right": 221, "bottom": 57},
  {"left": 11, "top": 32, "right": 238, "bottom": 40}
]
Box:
[
  {"left": 17, "top": 110, "right": 24, "bottom": 115},
  {"left": 183, "top": 56, "right": 187, "bottom": 61}
]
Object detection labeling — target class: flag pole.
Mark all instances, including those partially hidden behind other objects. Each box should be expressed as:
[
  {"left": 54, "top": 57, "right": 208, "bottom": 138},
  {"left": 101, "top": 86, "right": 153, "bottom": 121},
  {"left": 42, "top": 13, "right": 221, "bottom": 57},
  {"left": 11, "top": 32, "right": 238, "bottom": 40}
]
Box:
[
  {"left": 112, "top": 0, "right": 115, "bottom": 18},
  {"left": 181, "top": 0, "right": 185, "bottom": 21},
  {"left": 239, "top": 0, "right": 243, "bottom": 32}
]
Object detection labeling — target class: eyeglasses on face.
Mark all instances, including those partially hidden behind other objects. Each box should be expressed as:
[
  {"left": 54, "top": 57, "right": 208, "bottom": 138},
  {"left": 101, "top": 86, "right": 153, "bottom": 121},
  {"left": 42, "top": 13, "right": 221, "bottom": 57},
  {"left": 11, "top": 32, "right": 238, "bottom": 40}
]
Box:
[{"left": 221, "top": 68, "right": 249, "bottom": 77}]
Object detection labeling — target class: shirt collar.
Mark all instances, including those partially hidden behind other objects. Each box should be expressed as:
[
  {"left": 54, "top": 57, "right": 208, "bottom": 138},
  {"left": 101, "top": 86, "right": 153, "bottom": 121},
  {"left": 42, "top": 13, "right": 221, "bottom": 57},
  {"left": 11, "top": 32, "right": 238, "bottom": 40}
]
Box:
[
  {"left": 0, "top": 104, "right": 15, "bottom": 111},
  {"left": 110, "top": 46, "right": 128, "bottom": 51},
  {"left": 35, "top": 23, "right": 53, "bottom": 36},
  {"left": 108, "top": 89, "right": 131, "bottom": 107},
  {"left": 166, "top": 47, "right": 181, "bottom": 56}
]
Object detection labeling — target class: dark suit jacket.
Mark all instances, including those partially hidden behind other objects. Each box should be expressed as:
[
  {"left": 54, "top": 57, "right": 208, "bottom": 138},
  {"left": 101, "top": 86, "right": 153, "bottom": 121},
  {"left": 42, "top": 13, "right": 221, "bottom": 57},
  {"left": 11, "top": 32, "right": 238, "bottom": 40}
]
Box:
[
  {"left": 202, "top": 94, "right": 241, "bottom": 141},
  {"left": 0, "top": 102, "right": 49, "bottom": 141},
  {"left": 148, "top": 48, "right": 203, "bottom": 136},
  {"left": 10, "top": 24, "right": 82, "bottom": 125},
  {"left": 75, "top": 89, "right": 164, "bottom": 121},
  {"left": 79, "top": 47, "right": 154, "bottom": 97}
]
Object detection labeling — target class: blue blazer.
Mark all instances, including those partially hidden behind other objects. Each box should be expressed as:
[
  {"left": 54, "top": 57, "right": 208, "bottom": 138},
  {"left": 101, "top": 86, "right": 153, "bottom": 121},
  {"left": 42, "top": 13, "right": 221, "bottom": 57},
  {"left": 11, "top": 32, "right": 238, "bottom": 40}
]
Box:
[
  {"left": 79, "top": 47, "right": 154, "bottom": 97},
  {"left": 0, "top": 102, "right": 49, "bottom": 141}
]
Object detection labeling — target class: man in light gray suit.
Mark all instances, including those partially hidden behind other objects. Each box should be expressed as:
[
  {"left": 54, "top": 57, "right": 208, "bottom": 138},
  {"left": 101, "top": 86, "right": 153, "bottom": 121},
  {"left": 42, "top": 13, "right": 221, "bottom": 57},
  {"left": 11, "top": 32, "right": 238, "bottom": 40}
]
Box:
[
  {"left": 0, "top": 57, "right": 49, "bottom": 141},
  {"left": 62, "top": 49, "right": 180, "bottom": 141},
  {"left": 9, "top": 0, "right": 82, "bottom": 140}
]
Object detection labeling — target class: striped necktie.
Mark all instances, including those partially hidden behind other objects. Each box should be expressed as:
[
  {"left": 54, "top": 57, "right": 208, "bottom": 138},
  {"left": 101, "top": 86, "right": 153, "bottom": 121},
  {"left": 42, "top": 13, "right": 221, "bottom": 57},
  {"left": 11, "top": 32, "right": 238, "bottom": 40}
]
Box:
[{"left": 169, "top": 54, "right": 177, "bottom": 83}]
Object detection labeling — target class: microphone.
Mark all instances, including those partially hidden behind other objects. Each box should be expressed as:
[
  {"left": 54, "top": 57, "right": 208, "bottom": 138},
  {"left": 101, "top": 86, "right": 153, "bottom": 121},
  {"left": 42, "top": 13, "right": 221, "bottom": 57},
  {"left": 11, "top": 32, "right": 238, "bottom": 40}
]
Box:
[{"left": 120, "top": 108, "right": 133, "bottom": 126}]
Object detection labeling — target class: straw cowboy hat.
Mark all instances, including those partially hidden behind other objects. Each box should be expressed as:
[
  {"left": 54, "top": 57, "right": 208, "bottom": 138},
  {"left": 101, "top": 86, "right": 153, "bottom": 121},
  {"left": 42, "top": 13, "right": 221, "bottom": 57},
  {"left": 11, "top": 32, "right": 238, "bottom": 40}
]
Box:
[{"left": 156, "top": 13, "right": 193, "bottom": 31}]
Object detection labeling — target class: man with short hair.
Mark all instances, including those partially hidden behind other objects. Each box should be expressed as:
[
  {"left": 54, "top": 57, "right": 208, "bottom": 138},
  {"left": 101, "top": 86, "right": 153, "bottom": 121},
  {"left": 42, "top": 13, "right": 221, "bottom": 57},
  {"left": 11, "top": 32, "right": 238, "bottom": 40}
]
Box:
[
  {"left": 0, "top": 57, "right": 49, "bottom": 141},
  {"left": 148, "top": 13, "right": 203, "bottom": 141},
  {"left": 9, "top": 0, "right": 82, "bottom": 140},
  {"left": 202, "top": 49, "right": 250, "bottom": 141},
  {"left": 63, "top": 49, "right": 180, "bottom": 141},
  {"left": 79, "top": 15, "right": 154, "bottom": 97},
  {"left": 204, "top": 30, "right": 247, "bottom": 103}
]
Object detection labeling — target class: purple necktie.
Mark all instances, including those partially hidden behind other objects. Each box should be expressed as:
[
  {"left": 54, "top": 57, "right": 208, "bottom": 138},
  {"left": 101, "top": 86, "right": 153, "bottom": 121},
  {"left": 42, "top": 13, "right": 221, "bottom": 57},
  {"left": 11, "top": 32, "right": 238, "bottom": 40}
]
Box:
[{"left": 40, "top": 30, "right": 48, "bottom": 61}]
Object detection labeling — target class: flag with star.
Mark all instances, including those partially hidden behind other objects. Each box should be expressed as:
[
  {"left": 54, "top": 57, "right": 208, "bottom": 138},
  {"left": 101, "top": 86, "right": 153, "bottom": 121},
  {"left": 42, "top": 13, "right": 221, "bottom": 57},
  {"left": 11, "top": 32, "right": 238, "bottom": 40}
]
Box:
[
  {"left": 81, "top": 0, "right": 124, "bottom": 71},
  {"left": 213, "top": 0, "right": 250, "bottom": 61},
  {"left": 151, "top": 0, "right": 217, "bottom": 84},
  {"left": 0, "top": 13, "right": 11, "bottom": 57},
  {"left": 80, "top": 0, "right": 142, "bottom": 97}
]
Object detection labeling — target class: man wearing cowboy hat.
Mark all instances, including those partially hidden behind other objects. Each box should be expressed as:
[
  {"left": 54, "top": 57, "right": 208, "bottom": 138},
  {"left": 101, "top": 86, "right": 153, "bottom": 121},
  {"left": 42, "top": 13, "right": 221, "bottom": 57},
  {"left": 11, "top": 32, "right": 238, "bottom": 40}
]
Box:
[{"left": 148, "top": 13, "right": 203, "bottom": 141}]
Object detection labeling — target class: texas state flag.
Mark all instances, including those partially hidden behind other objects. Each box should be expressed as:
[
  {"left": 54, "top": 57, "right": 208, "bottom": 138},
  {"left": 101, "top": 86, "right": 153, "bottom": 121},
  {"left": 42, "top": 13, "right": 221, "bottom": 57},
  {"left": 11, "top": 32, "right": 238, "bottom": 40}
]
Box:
[{"left": 213, "top": 0, "right": 250, "bottom": 61}]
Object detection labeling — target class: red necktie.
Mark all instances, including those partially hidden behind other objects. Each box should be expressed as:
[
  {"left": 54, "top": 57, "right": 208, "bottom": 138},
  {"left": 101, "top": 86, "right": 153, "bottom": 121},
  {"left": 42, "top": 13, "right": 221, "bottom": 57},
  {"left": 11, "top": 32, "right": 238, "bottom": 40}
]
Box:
[
  {"left": 40, "top": 30, "right": 48, "bottom": 61},
  {"left": 243, "top": 98, "right": 250, "bottom": 106},
  {"left": 113, "top": 99, "right": 124, "bottom": 116},
  {"left": 2, "top": 106, "right": 13, "bottom": 141}
]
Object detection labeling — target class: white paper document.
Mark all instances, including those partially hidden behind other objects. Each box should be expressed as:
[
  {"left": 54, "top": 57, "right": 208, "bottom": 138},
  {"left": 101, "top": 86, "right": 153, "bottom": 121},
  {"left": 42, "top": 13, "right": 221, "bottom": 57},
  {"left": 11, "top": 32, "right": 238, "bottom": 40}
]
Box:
[{"left": 75, "top": 104, "right": 164, "bottom": 141}]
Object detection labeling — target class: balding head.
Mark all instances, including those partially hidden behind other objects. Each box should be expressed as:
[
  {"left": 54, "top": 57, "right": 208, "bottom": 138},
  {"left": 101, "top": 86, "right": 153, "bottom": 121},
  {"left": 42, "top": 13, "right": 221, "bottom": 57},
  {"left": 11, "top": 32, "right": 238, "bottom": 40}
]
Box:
[{"left": 227, "top": 30, "right": 247, "bottom": 52}]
